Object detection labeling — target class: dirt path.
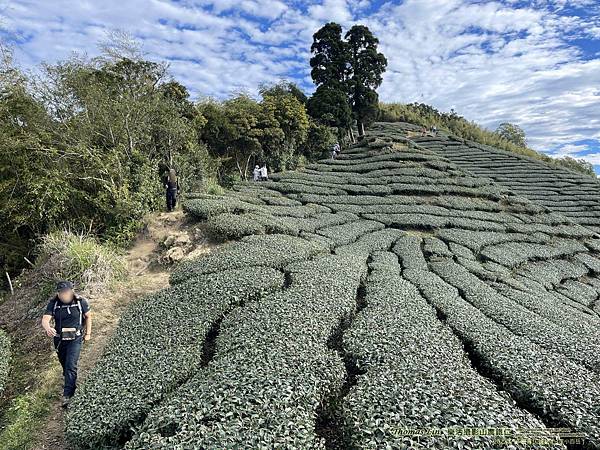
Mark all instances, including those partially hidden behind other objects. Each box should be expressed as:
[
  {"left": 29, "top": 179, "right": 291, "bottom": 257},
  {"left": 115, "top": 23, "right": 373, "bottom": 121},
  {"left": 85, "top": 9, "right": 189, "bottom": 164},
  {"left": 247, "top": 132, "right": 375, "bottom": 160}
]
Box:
[{"left": 33, "top": 210, "right": 208, "bottom": 449}]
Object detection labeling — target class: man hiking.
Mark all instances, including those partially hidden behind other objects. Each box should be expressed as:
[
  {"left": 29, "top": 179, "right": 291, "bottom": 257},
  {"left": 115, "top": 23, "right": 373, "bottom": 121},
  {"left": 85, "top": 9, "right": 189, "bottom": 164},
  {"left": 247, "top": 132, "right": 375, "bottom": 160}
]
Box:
[
  {"left": 164, "top": 168, "right": 180, "bottom": 212},
  {"left": 42, "top": 281, "right": 92, "bottom": 407}
]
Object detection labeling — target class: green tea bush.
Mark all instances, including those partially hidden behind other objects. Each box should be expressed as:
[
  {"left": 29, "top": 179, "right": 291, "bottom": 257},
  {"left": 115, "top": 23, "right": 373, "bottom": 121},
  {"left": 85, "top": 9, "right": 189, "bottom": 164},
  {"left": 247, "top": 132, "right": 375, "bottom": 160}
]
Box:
[
  {"left": 403, "top": 268, "right": 600, "bottom": 447},
  {"left": 170, "top": 234, "right": 328, "bottom": 283},
  {"left": 335, "top": 228, "right": 405, "bottom": 259},
  {"left": 341, "top": 260, "right": 561, "bottom": 449},
  {"left": 432, "top": 259, "right": 600, "bottom": 373},
  {"left": 296, "top": 212, "right": 358, "bottom": 233},
  {"left": 205, "top": 212, "right": 267, "bottom": 239},
  {"left": 205, "top": 212, "right": 300, "bottom": 240},
  {"left": 479, "top": 239, "right": 587, "bottom": 268},
  {"left": 261, "top": 180, "right": 346, "bottom": 196},
  {"left": 316, "top": 219, "right": 385, "bottom": 246},
  {"left": 126, "top": 254, "right": 367, "bottom": 448},
  {"left": 65, "top": 267, "right": 285, "bottom": 449},
  {"left": 183, "top": 197, "right": 262, "bottom": 220},
  {"left": 495, "top": 283, "right": 600, "bottom": 338}
]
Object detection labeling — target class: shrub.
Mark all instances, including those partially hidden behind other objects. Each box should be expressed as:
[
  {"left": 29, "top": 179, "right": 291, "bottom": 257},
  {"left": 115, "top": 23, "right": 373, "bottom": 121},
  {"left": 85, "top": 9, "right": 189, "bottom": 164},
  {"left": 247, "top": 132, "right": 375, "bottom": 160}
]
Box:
[
  {"left": 170, "top": 234, "right": 328, "bottom": 283},
  {"left": 126, "top": 254, "right": 367, "bottom": 448},
  {"left": 431, "top": 259, "right": 600, "bottom": 373},
  {"left": 204, "top": 177, "right": 225, "bottom": 195},
  {"left": 479, "top": 239, "right": 587, "bottom": 268},
  {"left": 335, "top": 228, "right": 406, "bottom": 259},
  {"left": 205, "top": 213, "right": 267, "bottom": 239},
  {"left": 65, "top": 267, "right": 285, "bottom": 450},
  {"left": 316, "top": 219, "right": 385, "bottom": 247},
  {"left": 403, "top": 268, "right": 600, "bottom": 447},
  {"left": 183, "top": 197, "right": 262, "bottom": 220},
  {"left": 341, "top": 259, "right": 560, "bottom": 448},
  {"left": 205, "top": 212, "right": 300, "bottom": 240}
]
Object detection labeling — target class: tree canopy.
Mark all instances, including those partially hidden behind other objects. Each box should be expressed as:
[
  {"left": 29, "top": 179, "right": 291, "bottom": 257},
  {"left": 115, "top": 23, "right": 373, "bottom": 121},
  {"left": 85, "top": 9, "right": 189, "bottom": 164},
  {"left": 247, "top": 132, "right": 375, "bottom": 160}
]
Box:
[
  {"left": 0, "top": 45, "right": 321, "bottom": 282},
  {"left": 308, "top": 22, "right": 387, "bottom": 137},
  {"left": 495, "top": 122, "right": 527, "bottom": 147}
]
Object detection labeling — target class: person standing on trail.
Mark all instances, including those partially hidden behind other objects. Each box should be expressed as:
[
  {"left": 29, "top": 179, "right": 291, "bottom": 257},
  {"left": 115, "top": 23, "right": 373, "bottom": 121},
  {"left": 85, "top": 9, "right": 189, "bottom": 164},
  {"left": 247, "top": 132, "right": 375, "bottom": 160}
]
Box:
[
  {"left": 41, "top": 281, "right": 92, "bottom": 407},
  {"left": 253, "top": 165, "right": 260, "bottom": 181},
  {"left": 164, "top": 169, "right": 180, "bottom": 212},
  {"left": 331, "top": 143, "right": 340, "bottom": 159},
  {"left": 260, "top": 164, "right": 268, "bottom": 181}
]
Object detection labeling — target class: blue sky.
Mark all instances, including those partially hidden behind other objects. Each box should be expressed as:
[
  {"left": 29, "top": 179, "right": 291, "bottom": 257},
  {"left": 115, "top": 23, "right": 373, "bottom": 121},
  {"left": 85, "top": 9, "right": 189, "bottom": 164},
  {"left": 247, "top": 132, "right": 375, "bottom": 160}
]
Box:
[{"left": 1, "top": 0, "right": 600, "bottom": 171}]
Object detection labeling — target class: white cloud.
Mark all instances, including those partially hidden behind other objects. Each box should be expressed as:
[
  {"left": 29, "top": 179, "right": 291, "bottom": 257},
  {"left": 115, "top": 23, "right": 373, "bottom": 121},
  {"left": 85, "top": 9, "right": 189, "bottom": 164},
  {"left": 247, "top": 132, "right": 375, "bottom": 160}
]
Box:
[
  {"left": 0, "top": 0, "right": 599, "bottom": 154},
  {"left": 549, "top": 143, "right": 589, "bottom": 157}
]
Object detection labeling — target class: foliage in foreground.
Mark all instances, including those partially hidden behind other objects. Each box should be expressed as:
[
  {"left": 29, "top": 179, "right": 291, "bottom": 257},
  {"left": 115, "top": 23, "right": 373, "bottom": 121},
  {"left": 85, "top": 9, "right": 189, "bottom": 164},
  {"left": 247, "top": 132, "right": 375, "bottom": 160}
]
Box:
[
  {"left": 0, "top": 41, "right": 335, "bottom": 284},
  {"left": 0, "top": 44, "right": 209, "bottom": 282},
  {"left": 0, "top": 330, "right": 9, "bottom": 397},
  {"left": 65, "top": 266, "right": 284, "bottom": 449}
]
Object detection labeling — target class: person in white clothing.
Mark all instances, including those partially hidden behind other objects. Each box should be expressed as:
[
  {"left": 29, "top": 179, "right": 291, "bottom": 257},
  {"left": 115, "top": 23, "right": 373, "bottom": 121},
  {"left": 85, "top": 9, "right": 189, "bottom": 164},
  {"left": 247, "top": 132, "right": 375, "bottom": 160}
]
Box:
[
  {"left": 253, "top": 165, "right": 260, "bottom": 181},
  {"left": 260, "top": 164, "right": 268, "bottom": 181}
]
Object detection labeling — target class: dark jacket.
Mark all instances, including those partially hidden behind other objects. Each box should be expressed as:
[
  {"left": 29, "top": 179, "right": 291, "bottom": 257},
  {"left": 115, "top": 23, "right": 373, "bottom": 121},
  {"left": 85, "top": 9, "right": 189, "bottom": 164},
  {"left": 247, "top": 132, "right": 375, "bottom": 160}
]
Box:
[{"left": 165, "top": 178, "right": 180, "bottom": 191}]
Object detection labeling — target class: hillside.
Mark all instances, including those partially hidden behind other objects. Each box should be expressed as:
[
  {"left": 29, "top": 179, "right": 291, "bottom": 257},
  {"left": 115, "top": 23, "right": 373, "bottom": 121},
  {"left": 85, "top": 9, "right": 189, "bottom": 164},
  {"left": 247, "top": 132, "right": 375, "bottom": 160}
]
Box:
[
  {"left": 64, "top": 123, "right": 600, "bottom": 449},
  {"left": 390, "top": 122, "right": 600, "bottom": 235}
]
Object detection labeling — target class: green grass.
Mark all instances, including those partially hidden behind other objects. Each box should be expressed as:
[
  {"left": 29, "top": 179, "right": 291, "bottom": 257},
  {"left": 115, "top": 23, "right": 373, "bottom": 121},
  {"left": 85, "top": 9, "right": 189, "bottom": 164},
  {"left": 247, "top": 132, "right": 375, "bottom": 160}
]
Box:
[
  {"left": 37, "top": 231, "right": 126, "bottom": 294},
  {"left": 0, "top": 364, "right": 61, "bottom": 450},
  {"left": 204, "top": 177, "right": 225, "bottom": 195}
]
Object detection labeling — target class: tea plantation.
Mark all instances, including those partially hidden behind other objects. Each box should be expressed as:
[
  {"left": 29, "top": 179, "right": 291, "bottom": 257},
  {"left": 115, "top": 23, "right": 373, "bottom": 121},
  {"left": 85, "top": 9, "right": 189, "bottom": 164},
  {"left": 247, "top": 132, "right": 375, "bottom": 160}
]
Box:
[
  {"left": 402, "top": 122, "right": 600, "bottom": 236},
  {"left": 66, "top": 123, "right": 600, "bottom": 449}
]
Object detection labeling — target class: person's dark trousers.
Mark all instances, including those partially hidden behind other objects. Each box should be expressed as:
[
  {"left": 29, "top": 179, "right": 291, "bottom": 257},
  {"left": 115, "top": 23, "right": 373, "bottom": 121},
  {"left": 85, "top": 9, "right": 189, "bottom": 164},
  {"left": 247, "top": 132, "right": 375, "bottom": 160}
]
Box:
[
  {"left": 54, "top": 337, "right": 83, "bottom": 397},
  {"left": 166, "top": 189, "right": 177, "bottom": 211}
]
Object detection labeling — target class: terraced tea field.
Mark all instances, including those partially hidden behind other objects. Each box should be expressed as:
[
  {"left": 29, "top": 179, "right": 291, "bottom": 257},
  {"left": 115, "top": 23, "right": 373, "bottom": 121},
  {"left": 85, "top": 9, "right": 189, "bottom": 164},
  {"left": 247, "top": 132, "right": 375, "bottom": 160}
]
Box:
[
  {"left": 66, "top": 124, "right": 600, "bottom": 449},
  {"left": 399, "top": 122, "right": 600, "bottom": 236}
]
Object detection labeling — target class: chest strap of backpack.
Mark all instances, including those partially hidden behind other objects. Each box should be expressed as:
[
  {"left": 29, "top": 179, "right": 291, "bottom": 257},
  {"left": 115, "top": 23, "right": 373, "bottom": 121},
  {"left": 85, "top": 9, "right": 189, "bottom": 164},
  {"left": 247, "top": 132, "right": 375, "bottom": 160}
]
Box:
[{"left": 53, "top": 298, "right": 83, "bottom": 330}]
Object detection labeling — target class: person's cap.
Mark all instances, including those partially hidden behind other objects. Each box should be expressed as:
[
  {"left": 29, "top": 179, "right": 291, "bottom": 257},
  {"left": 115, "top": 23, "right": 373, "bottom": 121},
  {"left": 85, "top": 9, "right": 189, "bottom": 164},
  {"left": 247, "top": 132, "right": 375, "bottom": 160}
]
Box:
[{"left": 56, "top": 281, "right": 74, "bottom": 292}]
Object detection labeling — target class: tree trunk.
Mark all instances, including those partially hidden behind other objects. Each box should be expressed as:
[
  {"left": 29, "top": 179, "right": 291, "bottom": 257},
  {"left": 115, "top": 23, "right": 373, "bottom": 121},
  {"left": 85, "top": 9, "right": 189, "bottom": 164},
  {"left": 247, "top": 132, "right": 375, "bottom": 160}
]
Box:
[{"left": 357, "top": 119, "right": 365, "bottom": 137}]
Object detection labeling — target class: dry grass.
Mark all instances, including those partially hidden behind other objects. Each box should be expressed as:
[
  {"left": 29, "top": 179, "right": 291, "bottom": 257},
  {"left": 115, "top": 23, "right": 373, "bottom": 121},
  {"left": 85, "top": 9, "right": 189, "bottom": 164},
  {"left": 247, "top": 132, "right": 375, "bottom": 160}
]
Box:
[{"left": 36, "top": 231, "right": 126, "bottom": 294}]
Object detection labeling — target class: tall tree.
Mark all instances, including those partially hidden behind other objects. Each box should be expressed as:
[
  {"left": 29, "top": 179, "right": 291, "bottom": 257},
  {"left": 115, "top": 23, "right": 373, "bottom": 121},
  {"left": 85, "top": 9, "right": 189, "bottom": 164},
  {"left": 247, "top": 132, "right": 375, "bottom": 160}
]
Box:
[
  {"left": 309, "top": 23, "right": 387, "bottom": 138},
  {"left": 345, "top": 25, "right": 387, "bottom": 136},
  {"left": 309, "top": 23, "right": 352, "bottom": 137},
  {"left": 307, "top": 85, "right": 352, "bottom": 131},
  {"left": 309, "top": 23, "right": 349, "bottom": 89},
  {"left": 495, "top": 122, "right": 527, "bottom": 147}
]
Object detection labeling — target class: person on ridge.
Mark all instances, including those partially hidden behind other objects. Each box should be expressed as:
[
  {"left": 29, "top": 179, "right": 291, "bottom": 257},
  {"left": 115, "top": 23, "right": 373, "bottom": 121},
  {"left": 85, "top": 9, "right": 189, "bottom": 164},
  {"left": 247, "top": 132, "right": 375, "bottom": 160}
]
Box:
[
  {"left": 253, "top": 165, "right": 260, "bottom": 181},
  {"left": 41, "top": 281, "right": 92, "bottom": 408},
  {"left": 164, "top": 168, "right": 180, "bottom": 212},
  {"left": 260, "top": 164, "right": 268, "bottom": 181}
]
